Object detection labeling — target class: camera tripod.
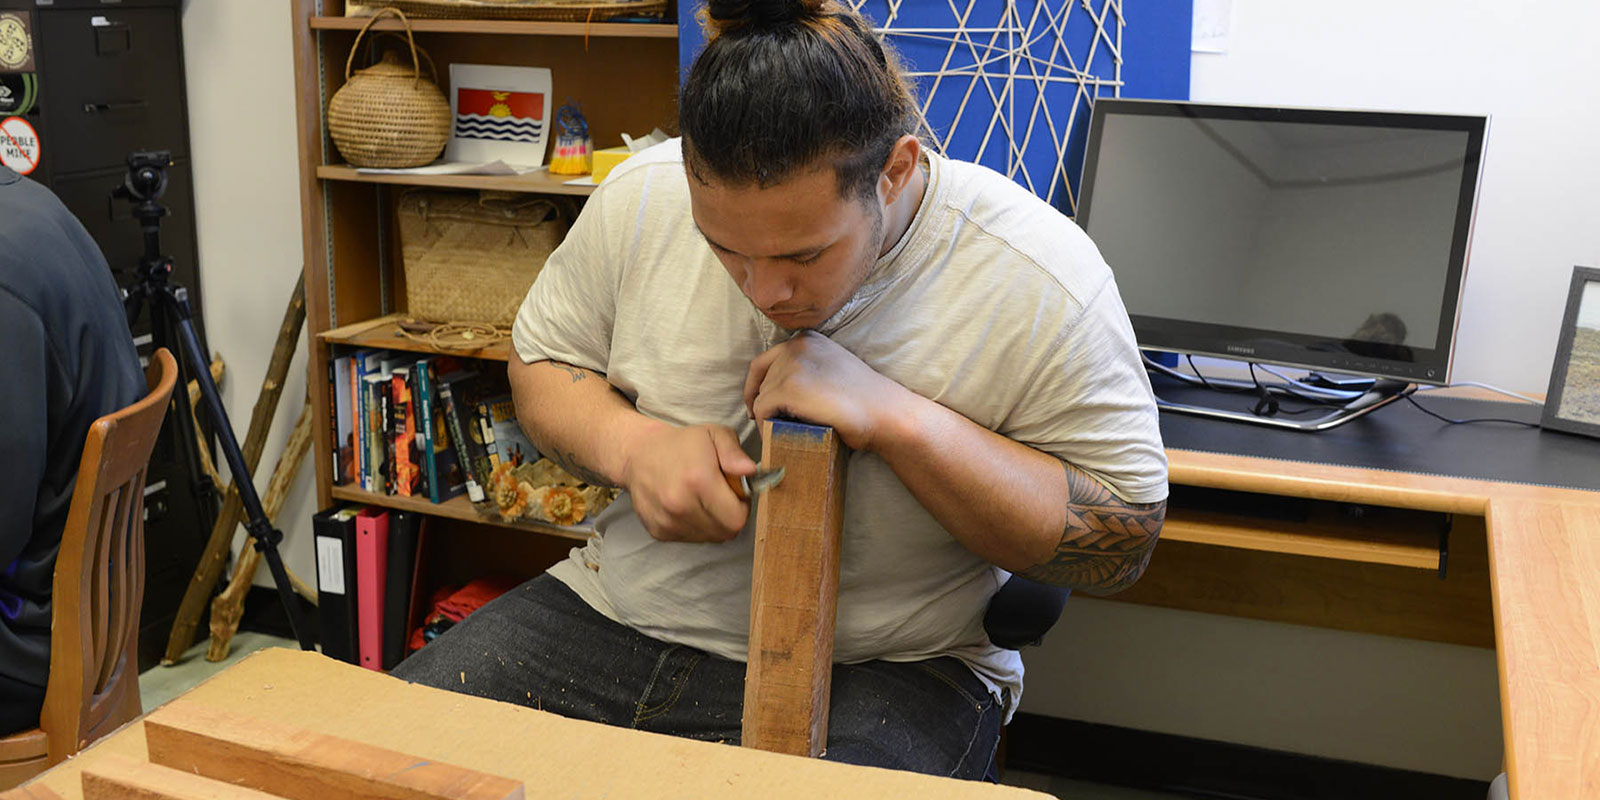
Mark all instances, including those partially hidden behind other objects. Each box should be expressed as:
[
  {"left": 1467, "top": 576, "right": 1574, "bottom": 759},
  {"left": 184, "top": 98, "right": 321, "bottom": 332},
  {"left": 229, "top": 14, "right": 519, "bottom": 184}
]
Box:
[{"left": 117, "top": 151, "right": 314, "bottom": 652}]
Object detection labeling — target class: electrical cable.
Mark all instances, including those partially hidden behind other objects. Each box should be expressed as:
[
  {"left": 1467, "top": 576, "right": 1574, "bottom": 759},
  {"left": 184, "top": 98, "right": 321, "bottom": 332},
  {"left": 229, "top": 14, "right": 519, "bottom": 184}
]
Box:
[{"left": 1403, "top": 393, "right": 1540, "bottom": 427}]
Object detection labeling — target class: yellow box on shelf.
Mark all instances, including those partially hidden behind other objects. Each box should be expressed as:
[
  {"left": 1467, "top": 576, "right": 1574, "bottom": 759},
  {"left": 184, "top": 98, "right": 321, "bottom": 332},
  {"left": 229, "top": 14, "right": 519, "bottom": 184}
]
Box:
[{"left": 591, "top": 145, "right": 636, "bottom": 183}]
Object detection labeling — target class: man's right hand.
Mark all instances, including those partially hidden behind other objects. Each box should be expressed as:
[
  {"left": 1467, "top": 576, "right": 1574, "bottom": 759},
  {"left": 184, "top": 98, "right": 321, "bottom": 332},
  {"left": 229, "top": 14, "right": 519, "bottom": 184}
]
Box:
[{"left": 621, "top": 424, "right": 757, "bottom": 542}]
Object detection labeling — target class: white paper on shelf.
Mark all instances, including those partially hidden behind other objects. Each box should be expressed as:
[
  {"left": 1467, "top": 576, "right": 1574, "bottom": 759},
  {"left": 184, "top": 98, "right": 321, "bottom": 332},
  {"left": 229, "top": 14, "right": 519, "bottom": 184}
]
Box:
[
  {"left": 562, "top": 175, "right": 600, "bottom": 187},
  {"left": 355, "top": 160, "right": 544, "bottom": 176},
  {"left": 620, "top": 128, "right": 671, "bottom": 153}
]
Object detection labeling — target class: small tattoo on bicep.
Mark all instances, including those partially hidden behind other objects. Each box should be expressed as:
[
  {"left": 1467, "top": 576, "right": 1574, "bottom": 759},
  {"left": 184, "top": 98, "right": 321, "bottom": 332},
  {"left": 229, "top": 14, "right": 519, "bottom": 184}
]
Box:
[{"left": 551, "top": 361, "right": 589, "bottom": 383}]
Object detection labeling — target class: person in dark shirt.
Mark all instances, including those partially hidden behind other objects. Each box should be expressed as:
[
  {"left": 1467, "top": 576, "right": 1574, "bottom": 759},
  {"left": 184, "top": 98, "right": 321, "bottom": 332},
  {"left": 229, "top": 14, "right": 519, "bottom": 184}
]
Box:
[{"left": 0, "top": 164, "right": 144, "bottom": 735}]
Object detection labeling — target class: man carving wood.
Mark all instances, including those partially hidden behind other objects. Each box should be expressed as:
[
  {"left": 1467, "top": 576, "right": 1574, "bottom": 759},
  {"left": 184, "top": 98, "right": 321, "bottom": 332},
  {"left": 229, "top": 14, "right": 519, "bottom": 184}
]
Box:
[{"left": 392, "top": 0, "right": 1168, "bottom": 780}]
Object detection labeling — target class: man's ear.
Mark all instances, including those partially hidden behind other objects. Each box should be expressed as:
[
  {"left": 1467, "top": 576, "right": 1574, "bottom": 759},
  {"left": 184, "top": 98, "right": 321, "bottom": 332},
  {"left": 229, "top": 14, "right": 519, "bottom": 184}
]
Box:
[{"left": 878, "top": 135, "right": 922, "bottom": 206}]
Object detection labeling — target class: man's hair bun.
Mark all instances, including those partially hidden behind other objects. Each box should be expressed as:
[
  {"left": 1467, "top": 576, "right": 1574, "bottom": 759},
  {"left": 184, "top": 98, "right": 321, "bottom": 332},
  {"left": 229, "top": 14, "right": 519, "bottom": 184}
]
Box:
[{"left": 704, "top": 0, "right": 831, "bottom": 37}]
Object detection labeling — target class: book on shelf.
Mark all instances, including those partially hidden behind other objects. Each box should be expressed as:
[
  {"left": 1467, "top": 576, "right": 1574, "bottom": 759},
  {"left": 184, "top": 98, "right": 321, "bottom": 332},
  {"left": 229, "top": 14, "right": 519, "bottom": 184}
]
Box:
[
  {"left": 390, "top": 369, "right": 424, "bottom": 498},
  {"left": 354, "top": 506, "right": 389, "bottom": 672},
  {"left": 383, "top": 510, "right": 424, "bottom": 670},
  {"left": 312, "top": 504, "right": 361, "bottom": 665},
  {"left": 330, "top": 355, "right": 354, "bottom": 486},
  {"left": 416, "top": 357, "right": 469, "bottom": 503},
  {"left": 437, "top": 368, "right": 488, "bottom": 503},
  {"left": 480, "top": 392, "right": 540, "bottom": 470}
]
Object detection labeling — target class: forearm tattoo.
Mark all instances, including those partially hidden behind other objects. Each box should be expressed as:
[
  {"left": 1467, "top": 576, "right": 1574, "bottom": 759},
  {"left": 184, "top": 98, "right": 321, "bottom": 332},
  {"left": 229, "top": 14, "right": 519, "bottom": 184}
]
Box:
[
  {"left": 526, "top": 360, "right": 619, "bottom": 487},
  {"left": 1018, "top": 463, "right": 1166, "bottom": 594}
]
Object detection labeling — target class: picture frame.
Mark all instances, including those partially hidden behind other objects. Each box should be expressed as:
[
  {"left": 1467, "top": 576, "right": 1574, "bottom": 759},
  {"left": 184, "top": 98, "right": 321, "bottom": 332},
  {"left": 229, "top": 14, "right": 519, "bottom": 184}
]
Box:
[
  {"left": 1540, "top": 266, "right": 1600, "bottom": 439},
  {"left": 444, "top": 63, "right": 552, "bottom": 168}
]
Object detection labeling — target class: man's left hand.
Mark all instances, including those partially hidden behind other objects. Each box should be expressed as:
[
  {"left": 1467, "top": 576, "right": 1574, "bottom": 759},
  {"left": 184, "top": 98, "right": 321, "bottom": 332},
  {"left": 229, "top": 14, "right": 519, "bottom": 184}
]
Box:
[{"left": 743, "top": 331, "right": 917, "bottom": 452}]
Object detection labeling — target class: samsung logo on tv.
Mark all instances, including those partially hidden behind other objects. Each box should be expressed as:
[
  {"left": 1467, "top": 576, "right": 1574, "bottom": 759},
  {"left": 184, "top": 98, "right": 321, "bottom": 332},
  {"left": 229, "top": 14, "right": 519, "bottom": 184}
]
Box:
[{"left": 1226, "top": 345, "right": 1255, "bottom": 355}]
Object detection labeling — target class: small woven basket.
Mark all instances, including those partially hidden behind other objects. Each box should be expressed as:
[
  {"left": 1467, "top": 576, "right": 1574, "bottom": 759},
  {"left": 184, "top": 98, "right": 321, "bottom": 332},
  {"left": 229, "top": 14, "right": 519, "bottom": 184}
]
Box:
[
  {"left": 399, "top": 190, "right": 572, "bottom": 326},
  {"left": 360, "top": 0, "right": 668, "bottom": 22},
  {"left": 327, "top": 8, "right": 450, "bottom": 168}
]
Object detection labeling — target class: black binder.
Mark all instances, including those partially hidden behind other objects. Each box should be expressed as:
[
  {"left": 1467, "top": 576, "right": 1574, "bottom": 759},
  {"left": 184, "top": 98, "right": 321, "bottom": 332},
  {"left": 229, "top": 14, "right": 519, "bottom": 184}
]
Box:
[
  {"left": 382, "top": 510, "right": 424, "bottom": 670},
  {"left": 312, "top": 505, "right": 361, "bottom": 664}
]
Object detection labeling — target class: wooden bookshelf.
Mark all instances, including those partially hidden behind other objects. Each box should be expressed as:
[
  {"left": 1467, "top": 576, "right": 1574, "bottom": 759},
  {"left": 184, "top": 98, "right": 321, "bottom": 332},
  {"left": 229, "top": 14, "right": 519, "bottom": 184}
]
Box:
[
  {"left": 331, "top": 485, "right": 593, "bottom": 543},
  {"left": 317, "top": 165, "right": 596, "bottom": 197},
  {"left": 320, "top": 313, "right": 513, "bottom": 361},
  {"left": 308, "top": 15, "right": 678, "bottom": 38},
  {"left": 294, "top": 0, "right": 679, "bottom": 521}
]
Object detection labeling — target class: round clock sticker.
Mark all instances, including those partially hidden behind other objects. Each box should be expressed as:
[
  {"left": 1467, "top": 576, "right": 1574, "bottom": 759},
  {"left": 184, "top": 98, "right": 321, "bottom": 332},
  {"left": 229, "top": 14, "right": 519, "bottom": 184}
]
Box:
[
  {"left": 0, "top": 13, "right": 32, "bottom": 72},
  {"left": 1, "top": 116, "right": 41, "bottom": 175}
]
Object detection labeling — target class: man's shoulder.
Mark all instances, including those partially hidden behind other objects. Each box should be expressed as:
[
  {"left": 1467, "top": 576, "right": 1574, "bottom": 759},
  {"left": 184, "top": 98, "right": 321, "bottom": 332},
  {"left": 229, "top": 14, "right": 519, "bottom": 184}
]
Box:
[{"left": 932, "top": 156, "right": 1112, "bottom": 309}]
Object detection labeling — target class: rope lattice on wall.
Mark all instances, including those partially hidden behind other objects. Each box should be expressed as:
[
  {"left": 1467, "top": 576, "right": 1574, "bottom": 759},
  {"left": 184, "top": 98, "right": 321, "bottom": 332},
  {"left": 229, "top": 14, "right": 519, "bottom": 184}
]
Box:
[{"left": 851, "top": 0, "right": 1124, "bottom": 216}]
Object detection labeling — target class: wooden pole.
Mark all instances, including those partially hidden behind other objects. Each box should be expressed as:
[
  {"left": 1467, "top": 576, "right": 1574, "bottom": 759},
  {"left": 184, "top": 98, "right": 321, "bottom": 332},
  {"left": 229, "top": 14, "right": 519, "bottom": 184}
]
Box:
[
  {"left": 741, "top": 420, "right": 848, "bottom": 758},
  {"left": 205, "top": 405, "right": 316, "bottom": 662},
  {"left": 163, "top": 271, "right": 306, "bottom": 665},
  {"left": 187, "top": 358, "right": 228, "bottom": 490}
]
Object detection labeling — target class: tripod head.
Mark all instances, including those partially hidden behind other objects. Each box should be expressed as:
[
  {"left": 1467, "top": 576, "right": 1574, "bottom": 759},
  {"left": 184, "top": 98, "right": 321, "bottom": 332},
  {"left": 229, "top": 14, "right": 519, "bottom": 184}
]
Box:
[{"left": 111, "top": 150, "right": 174, "bottom": 284}]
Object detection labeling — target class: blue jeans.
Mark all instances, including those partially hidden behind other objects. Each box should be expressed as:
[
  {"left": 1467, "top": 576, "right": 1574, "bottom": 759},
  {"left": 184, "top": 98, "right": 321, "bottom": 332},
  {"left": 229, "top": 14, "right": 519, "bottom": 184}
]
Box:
[{"left": 390, "top": 574, "right": 1003, "bottom": 780}]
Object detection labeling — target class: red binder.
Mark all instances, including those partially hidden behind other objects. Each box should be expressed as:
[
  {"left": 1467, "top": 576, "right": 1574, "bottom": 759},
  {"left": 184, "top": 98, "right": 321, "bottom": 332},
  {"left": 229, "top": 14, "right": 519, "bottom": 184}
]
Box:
[{"left": 355, "top": 507, "right": 390, "bottom": 671}]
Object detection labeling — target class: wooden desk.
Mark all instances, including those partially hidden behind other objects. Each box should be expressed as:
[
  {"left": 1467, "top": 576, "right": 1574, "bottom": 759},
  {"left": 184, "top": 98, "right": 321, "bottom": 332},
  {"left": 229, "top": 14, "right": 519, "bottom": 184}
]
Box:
[
  {"left": 14, "top": 649, "right": 1045, "bottom": 800},
  {"left": 1149, "top": 446, "right": 1600, "bottom": 800}
]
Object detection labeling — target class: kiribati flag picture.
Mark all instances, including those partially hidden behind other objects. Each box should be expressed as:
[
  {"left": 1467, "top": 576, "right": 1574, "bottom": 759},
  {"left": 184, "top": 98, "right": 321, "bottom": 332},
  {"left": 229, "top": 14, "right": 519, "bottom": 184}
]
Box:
[
  {"left": 455, "top": 88, "right": 543, "bottom": 142},
  {"left": 445, "top": 64, "right": 553, "bottom": 167}
]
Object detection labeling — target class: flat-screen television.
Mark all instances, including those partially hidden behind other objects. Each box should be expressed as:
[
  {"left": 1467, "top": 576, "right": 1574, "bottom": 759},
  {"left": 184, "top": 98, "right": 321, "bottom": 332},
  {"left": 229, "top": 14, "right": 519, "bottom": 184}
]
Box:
[{"left": 1076, "top": 100, "right": 1488, "bottom": 386}]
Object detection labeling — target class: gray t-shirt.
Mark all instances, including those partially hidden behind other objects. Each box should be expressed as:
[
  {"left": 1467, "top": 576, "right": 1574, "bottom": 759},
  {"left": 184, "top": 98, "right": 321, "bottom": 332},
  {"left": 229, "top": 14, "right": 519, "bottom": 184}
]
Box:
[{"left": 512, "top": 140, "right": 1167, "bottom": 709}]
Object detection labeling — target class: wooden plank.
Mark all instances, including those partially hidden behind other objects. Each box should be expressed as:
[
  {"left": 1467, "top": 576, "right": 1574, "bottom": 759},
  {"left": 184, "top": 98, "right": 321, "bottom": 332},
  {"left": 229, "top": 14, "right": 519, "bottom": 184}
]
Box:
[
  {"left": 320, "top": 314, "right": 513, "bottom": 361},
  {"left": 316, "top": 165, "right": 596, "bottom": 197},
  {"left": 1486, "top": 499, "right": 1600, "bottom": 800},
  {"left": 1102, "top": 514, "right": 1495, "bottom": 648},
  {"left": 742, "top": 421, "right": 848, "bottom": 758},
  {"left": 1170, "top": 447, "right": 1600, "bottom": 514},
  {"left": 0, "top": 784, "right": 65, "bottom": 800},
  {"left": 1162, "top": 503, "right": 1442, "bottom": 570},
  {"left": 308, "top": 16, "right": 679, "bottom": 38},
  {"left": 143, "top": 703, "right": 524, "bottom": 800},
  {"left": 81, "top": 755, "right": 280, "bottom": 800}
]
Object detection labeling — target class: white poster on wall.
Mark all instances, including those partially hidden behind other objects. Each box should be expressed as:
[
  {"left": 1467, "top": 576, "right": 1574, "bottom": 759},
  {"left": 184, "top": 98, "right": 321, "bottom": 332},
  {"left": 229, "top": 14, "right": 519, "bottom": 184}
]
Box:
[
  {"left": 444, "top": 64, "right": 553, "bottom": 168},
  {"left": 1192, "top": 0, "right": 1233, "bottom": 54}
]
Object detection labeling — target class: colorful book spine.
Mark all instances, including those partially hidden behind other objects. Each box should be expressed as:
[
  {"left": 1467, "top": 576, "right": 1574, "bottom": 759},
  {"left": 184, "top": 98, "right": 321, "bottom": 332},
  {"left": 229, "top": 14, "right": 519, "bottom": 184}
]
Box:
[
  {"left": 354, "top": 507, "right": 390, "bottom": 672},
  {"left": 439, "top": 375, "right": 488, "bottom": 502},
  {"left": 391, "top": 371, "right": 420, "bottom": 498}
]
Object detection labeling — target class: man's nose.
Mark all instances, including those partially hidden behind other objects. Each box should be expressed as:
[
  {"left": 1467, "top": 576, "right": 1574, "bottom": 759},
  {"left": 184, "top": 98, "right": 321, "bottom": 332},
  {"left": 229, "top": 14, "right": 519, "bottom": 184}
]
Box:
[{"left": 744, "top": 261, "right": 794, "bottom": 309}]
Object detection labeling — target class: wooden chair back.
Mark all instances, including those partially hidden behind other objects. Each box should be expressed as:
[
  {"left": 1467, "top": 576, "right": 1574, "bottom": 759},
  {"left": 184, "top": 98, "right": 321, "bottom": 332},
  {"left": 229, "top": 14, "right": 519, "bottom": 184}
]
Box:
[{"left": 0, "top": 348, "right": 176, "bottom": 788}]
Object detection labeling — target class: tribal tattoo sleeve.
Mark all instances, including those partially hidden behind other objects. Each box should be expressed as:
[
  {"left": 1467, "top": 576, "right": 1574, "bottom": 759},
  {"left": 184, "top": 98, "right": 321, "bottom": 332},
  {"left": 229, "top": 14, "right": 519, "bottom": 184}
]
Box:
[{"left": 1017, "top": 463, "right": 1166, "bottom": 594}]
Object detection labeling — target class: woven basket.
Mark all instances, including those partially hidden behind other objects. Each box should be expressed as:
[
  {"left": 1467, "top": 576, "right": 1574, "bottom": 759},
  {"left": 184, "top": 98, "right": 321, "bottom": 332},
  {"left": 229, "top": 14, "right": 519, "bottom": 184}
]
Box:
[
  {"left": 361, "top": 0, "right": 668, "bottom": 22},
  {"left": 327, "top": 8, "right": 450, "bottom": 168},
  {"left": 399, "top": 190, "right": 572, "bottom": 326}
]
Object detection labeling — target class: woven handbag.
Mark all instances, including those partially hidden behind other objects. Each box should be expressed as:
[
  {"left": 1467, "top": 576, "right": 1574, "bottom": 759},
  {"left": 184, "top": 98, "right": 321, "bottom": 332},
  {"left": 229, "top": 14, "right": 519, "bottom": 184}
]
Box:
[
  {"left": 327, "top": 8, "right": 450, "bottom": 168},
  {"left": 398, "top": 190, "right": 572, "bottom": 326},
  {"left": 360, "top": 0, "right": 668, "bottom": 22}
]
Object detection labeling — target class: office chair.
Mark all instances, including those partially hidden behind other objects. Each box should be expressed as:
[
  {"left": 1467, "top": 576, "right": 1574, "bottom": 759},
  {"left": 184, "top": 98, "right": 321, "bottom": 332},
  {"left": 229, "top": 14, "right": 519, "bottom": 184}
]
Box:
[{"left": 0, "top": 348, "right": 177, "bottom": 789}]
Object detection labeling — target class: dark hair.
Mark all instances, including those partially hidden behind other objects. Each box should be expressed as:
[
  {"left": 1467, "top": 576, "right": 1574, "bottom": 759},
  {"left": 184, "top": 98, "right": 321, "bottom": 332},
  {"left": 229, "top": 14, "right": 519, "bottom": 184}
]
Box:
[{"left": 679, "top": 0, "right": 918, "bottom": 201}]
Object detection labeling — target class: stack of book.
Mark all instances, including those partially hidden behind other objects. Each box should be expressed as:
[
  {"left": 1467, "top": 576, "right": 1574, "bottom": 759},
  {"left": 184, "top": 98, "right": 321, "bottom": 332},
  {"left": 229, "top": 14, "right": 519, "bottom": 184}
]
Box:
[{"left": 327, "top": 351, "right": 539, "bottom": 504}]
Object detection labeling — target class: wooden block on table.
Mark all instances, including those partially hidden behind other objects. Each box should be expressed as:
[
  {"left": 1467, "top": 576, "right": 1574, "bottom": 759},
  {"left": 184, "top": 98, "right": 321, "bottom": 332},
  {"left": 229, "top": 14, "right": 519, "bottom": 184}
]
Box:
[
  {"left": 142, "top": 703, "right": 523, "bottom": 800},
  {"left": 742, "top": 420, "right": 848, "bottom": 758},
  {"left": 0, "top": 784, "right": 67, "bottom": 800},
  {"left": 81, "top": 754, "right": 282, "bottom": 800}
]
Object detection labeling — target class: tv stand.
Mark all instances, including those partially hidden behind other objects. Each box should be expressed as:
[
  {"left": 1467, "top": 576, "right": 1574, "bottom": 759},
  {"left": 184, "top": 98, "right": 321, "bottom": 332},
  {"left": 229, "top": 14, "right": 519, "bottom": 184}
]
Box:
[{"left": 1146, "top": 358, "right": 1414, "bottom": 432}]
